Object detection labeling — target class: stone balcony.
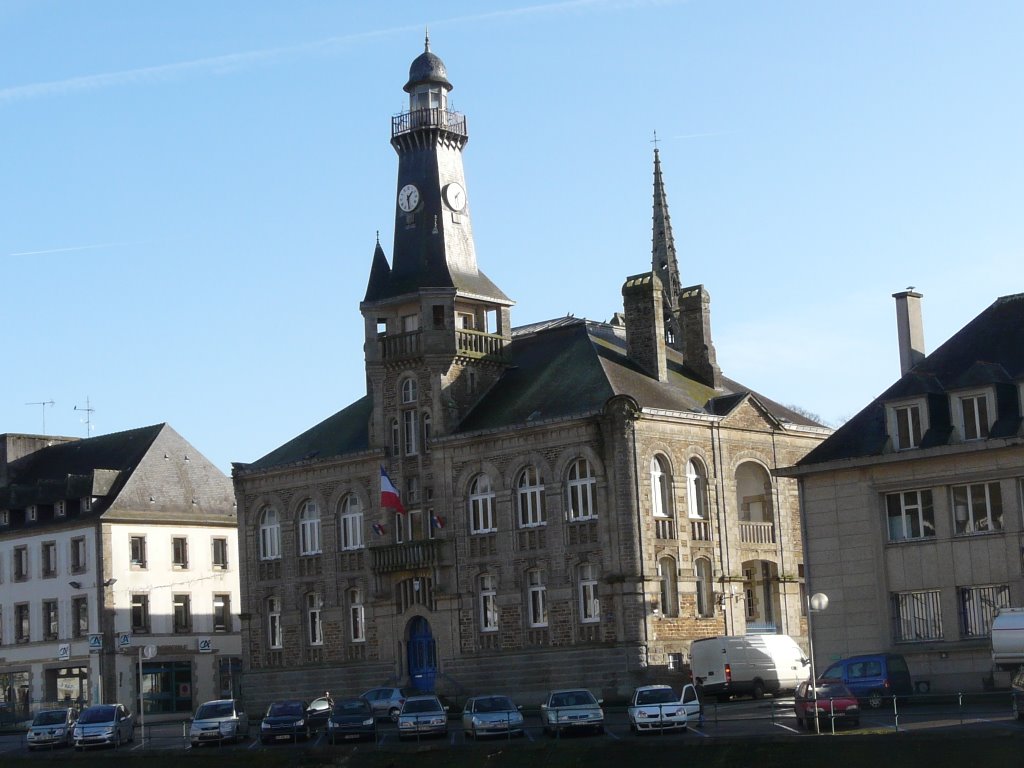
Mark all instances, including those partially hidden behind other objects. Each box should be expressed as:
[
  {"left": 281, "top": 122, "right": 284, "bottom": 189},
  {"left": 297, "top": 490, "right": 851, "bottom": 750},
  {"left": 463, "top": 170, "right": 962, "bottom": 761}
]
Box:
[{"left": 370, "top": 538, "right": 448, "bottom": 574}]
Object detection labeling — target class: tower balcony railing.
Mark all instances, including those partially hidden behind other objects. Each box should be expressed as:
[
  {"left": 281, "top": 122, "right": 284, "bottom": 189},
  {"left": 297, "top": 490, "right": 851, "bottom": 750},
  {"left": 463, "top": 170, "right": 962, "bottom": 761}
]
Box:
[
  {"left": 370, "top": 538, "right": 448, "bottom": 574},
  {"left": 738, "top": 520, "right": 776, "bottom": 545},
  {"left": 381, "top": 330, "right": 421, "bottom": 361},
  {"left": 392, "top": 108, "right": 468, "bottom": 139},
  {"left": 456, "top": 328, "right": 506, "bottom": 361}
]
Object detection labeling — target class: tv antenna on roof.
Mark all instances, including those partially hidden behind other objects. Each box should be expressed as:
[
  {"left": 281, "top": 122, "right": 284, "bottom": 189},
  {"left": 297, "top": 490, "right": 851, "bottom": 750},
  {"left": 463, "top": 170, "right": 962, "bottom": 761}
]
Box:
[
  {"left": 75, "top": 396, "right": 95, "bottom": 436},
  {"left": 25, "top": 400, "right": 55, "bottom": 434}
]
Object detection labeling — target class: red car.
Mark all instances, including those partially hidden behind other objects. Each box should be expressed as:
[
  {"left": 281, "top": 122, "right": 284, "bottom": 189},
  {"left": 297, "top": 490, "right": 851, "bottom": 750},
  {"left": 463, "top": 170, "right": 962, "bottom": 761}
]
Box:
[{"left": 794, "top": 679, "right": 860, "bottom": 729}]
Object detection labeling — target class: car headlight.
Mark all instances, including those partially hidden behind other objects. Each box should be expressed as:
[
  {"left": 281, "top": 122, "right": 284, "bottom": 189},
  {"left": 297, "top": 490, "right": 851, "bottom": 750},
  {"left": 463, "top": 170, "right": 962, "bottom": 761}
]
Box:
[
  {"left": 220, "top": 722, "right": 237, "bottom": 733},
  {"left": 54, "top": 728, "right": 65, "bottom": 735},
  {"left": 261, "top": 721, "right": 271, "bottom": 730},
  {"left": 327, "top": 721, "right": 337, "bottom": 729},
  {"left": 295, "top": 719, "right": 305, "bottom": 727},
  {"left": 363, "top": 718, "right": 374, "bottom": 726}
]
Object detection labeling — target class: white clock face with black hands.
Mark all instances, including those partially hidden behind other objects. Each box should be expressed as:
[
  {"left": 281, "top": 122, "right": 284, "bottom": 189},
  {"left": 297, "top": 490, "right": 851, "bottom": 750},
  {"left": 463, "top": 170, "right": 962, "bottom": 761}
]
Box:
[
  {"left": 443, "top": 182, "right": 466, "bottom": 211},
  {"left": 398, "top": 184, "right": 420, "bottom": 212}
]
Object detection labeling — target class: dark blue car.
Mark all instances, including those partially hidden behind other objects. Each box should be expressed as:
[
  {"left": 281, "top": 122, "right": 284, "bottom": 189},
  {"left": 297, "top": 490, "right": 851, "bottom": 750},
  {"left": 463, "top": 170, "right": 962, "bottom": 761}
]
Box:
[{"left": 819, "top": 654, "right": 913, "bottom": 708}]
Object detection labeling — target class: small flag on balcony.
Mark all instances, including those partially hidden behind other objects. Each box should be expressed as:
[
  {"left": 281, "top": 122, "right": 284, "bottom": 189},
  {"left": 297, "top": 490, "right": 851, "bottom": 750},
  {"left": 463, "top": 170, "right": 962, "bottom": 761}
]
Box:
[
  {"left": 430, "top": 513, "right": 446, "bottom": 530},
  {"left": 372, "top": 522, "right": 387, "bottom": 537},
  {"left": 380, "top": 466, "right": 405, "bottom": 514}
]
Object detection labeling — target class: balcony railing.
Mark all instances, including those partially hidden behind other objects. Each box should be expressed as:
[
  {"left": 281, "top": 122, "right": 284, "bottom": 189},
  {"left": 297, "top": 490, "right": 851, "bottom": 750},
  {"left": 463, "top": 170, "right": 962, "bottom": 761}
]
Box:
[
  {"left": 456, "top": 328, "right": 506, "bottom": 361},
  {"left": 739, "top": 521, "right": 776, "bottom": 545},
  {"left": 392, "top": 108, "right": 468, "bottom": 138},
  {"left": 371, "top": 538, "right": 447, "bottom": 573},
  {"left": 381, "top": 330, "right": 421, "bottom": 361},
  {"left": 690, "top": 519, "right": 713, "bottom": 541}
]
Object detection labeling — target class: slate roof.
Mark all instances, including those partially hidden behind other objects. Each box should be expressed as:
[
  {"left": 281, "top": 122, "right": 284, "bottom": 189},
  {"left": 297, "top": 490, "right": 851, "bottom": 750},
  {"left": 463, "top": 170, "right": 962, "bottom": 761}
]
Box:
[
  {"left": 0, "top": 423, "right": 235, "bottom": 528},
  {"left": 241, "top": 318, "right": 819, "bottom": 473},
  {"left": 797, "top": 292, "right": 1024, "bottom": 467}
]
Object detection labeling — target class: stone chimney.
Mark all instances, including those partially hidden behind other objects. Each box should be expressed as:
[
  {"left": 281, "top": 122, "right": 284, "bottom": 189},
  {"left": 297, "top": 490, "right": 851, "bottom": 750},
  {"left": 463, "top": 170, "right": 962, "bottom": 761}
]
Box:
[
  {"left": 680, "top": 284, "right": 722, "bottom": 389},
  {"left": 892, "top": 289, "right": 925, "bottom": 375},
  {"left": 622, "top": 272, "right": 668, "bottom": 382}
]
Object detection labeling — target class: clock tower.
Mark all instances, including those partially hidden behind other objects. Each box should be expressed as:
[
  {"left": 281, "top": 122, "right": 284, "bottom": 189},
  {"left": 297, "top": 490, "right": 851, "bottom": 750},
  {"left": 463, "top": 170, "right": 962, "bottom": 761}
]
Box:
[{"left": 361, "top": 37, "right": 513, "bottom": 466}]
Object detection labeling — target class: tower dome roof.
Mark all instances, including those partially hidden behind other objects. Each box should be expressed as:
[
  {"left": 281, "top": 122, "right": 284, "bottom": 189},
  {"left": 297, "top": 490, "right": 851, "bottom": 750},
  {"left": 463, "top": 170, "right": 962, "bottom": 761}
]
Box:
[{"left": 404, "top": 36, "right": 452, "bottom": 93}]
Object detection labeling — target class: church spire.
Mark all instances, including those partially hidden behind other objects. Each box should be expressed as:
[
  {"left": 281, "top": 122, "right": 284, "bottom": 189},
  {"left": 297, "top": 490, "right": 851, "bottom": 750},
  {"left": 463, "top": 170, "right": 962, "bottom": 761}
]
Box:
[{"left": 651, "top": 143, "right": 683, "bottom": 351}]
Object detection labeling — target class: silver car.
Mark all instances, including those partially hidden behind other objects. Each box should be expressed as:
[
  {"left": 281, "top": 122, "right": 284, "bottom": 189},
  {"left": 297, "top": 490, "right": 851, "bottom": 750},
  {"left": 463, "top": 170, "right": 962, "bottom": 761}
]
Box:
[
  {"left": 541, "top": 689, "right": 604, "bottom": 736},
  {"left": 627, "top": 684, "right": 699, "bottom": 733},
  {"left": 461, "top": 694, "right": 524, "bottom": 739},
  {"left": 189, "top": 699, "right": 250, "bottom": 747},
  {"left": 26, "top": 707, "right": 77, "bottom": 750},
  {"left": 397, "top": 695, "right": 448, "bottom": 740},
  {"left": 72, "top": 703, "right": 135, "bottom": 750},
  {"left": 360, "top": 686, "right": 412, "bottom": 721}
]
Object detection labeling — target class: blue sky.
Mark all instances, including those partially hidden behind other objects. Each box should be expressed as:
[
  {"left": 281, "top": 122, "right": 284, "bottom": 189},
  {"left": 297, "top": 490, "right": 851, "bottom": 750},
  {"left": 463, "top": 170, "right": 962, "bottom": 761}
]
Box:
[{"left": 2, "top": 1, "right": 1021, "bottom": 473}]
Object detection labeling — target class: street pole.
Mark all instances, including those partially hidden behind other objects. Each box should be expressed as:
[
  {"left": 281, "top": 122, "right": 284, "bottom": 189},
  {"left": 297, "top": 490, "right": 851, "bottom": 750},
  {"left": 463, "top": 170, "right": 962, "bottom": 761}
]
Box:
[{"left": 807, "top": 593, "right": 829, "bottom": 735}]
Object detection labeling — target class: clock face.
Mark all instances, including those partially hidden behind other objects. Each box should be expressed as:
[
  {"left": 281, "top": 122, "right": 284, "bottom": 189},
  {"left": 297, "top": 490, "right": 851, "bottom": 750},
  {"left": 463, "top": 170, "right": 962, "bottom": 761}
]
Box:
[
  {"left": 398, "top": 184, "right": 420, "bottom": 212},
  {"left": 443, "top": 182, "right": 466, "bottom": 212}
]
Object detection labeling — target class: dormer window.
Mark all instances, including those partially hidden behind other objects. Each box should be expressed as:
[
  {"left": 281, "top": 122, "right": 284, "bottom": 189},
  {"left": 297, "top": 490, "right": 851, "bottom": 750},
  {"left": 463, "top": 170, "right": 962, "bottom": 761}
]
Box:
[
  {"left": 82, "top": 497, "right": 93, "bottom": 512},
  {"left": 26, "top": 505, "right": 38, "bottom": 522},
  {"left": 957, "top": 390, "right": 991, "bottom": 441},
  {"left": 55, "top": 501, "right": 66, "bottom": 518},
  {"left": 886, "top": 398, "right": 928, "bottom": 450},
  {"left": 0, "top": 510, "right": 8, "bottom": 526}
]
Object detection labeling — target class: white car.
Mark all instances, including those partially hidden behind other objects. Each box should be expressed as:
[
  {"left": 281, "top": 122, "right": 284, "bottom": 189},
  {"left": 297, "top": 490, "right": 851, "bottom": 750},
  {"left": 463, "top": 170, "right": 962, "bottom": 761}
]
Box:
[
  {"left": 461, "top": 694, "right": 524, "bottom": 739},
  {"left": 189, "top": 699, "right": 250, "bottom": 747},
  {"left": 72, "top": 703, "right": 135, "bottom": 750},
  {"left": 540, "top": 689, "right": 604, "bottom": 736},
  {"left": 396, "top": 695, "right": 448, "bottom": 740},
  {"left": 627, "top": 684, "right": 700, "bottom": 733}
]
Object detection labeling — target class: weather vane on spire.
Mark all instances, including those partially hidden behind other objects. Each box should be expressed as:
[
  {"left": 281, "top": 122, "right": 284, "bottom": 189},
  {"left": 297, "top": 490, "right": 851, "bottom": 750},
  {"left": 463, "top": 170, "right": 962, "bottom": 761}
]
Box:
[{"left": 651, "top": 130, "right": 660, "bottom": 150}]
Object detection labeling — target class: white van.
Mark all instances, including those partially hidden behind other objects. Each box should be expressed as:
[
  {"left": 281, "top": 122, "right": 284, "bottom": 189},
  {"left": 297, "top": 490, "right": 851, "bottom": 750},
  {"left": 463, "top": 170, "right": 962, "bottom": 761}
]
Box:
[{"left": 690, "top": 634, "right": 808, "bottom": 700}]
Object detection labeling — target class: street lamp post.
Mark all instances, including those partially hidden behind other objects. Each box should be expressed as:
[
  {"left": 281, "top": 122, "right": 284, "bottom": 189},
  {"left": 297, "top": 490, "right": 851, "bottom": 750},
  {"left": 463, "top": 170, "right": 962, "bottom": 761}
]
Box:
[{"left": 806, "top": 592, "right": 829, "bottom": 734}]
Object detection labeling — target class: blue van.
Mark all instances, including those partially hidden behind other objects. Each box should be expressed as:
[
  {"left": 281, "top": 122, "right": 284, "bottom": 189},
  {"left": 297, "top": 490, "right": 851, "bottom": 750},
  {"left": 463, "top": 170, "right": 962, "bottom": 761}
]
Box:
[{"left": 819, "top": 654, "right": 913, "bottom": 708}]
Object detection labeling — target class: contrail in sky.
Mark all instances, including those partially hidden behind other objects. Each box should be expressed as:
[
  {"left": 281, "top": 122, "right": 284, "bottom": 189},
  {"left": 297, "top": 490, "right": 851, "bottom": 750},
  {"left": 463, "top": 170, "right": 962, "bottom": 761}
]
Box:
[
  {"left": 0, "top": 1, "right": 682, "bottom": 106},
  {"left": 8, "top": 242, "right": 137, "bottom": 257}
]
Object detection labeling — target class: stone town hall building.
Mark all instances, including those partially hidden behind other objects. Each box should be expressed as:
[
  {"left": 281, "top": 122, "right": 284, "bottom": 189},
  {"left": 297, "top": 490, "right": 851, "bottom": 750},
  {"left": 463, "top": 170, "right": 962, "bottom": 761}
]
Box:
[{"left": 232, "top": 41, "right": 828, "bottom": 706}]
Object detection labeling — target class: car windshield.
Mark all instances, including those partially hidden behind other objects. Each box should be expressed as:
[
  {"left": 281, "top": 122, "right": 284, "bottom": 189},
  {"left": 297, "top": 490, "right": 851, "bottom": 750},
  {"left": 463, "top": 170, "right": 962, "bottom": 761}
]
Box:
[
  {"left": 474, "top": 696, "right": 514, "bottom": 713},
  {"left": 403, "top": 699, "right": 441, "bottom": 714},
  {"left": 79, "top": 706, "right": 116, "bottom": 724},
  {"left": 267, "top": 702, "right": 304, "bottom": 717},
  {"left": 550, "top": 691, "right": 595, "bottom": 708},
  {"left": 33, "top": 711, "right": 67, "bottom": 726},
  {"left": 333, "top": 701, "right": 369, "bottom": 715},
  {"left": 811, "top": 683, "right": 852, "bottom": 698},
  {"left": 196, "top": 702, "right": 235, "bottom": 719},
  {"left": 635, "top": 689, "right": 676, "bottom": 705}
]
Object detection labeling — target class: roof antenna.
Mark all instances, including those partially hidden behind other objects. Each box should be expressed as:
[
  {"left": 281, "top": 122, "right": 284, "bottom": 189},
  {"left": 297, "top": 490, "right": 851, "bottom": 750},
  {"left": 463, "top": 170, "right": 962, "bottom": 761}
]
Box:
[
  {"left": 424, "top": 27, "right": 430, "bottom": 52},
  {"left": 74, "top": 396, "right": 95, "bottom": 437},
  {"left": 25, "top": 399, "right": 55, "bottom": 435}
]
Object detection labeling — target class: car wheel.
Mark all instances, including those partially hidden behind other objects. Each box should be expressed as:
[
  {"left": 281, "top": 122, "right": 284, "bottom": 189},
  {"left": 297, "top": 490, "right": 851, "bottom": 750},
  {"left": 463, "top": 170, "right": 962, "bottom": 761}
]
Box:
[
  {"left": 752, "top": 680, "right": 765, "bottom": 700},
  {"left": 867, "top": 690, "right": 884, "bottom": 709}
]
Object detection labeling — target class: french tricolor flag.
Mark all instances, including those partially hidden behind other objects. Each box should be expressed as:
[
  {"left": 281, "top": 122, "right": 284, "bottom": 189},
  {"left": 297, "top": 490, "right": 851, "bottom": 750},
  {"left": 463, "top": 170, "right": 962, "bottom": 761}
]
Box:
[
  {"left": 431, "top": 513, "right": 446, "bottom": 530},
  {"left": 380, "top": 466, "right": 405, "bottom": 514},
  {"left": 372, "top": 522, "right": 387, "bottom": 537}
]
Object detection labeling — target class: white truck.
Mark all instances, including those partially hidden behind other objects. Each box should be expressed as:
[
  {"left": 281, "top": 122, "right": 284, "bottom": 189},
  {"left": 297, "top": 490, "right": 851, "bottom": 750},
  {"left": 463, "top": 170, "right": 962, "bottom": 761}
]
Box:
[
  {"left": 991, "top": 608, "right": 1024, "bottom": 670},
  {"left": 690, "top": 634, "right": 808, "bottom": 700}
]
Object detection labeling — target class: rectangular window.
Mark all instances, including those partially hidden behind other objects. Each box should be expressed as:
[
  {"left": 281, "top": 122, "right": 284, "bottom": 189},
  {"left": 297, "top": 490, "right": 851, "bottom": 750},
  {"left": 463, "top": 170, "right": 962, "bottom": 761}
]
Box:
[
  {"left": 173, "top": 594, "right": 191, "bottom": 633},
  {"left": 172, "top": 537, "right": 189, "bottom": 568},
  {"left": 480, "top": 575, "right": 498, "bottom": 632},
  {"left": 886, "top": 489, "right": 935, "bottom": 541},
  {"left": 952, "top": 482, "right": 1003, "bottom": 535},
  {"left": 401, "top": 313, "right": 419, "bottom": 332},
  {"left": 15, "top": 603, "right": 30, "bottom": 642},
  {"left": 307, "top": 593, "right": 323, "bottom": 646},
  {"left": 41, "top": 541, "right": 57, "bottom": 578},
  {"left": 130, "top": 536, "right": 147, "bottom": 568},
  {"left": 13, "top": 546, "right": 28, "bottom": 581},
  {"left": 959, "top": 584, "right": 1011, "bottom": 638},
  {"left": 43, "top": 599, "right": 59, "bottom": 640},
  {"left": 528, "top": 571, "right": 547, "bottom": 628},
  {"left": 892, "top": 590, "right": 943, "bottom": 642},
  {"left": 213, "top": 594, "right": 231, "bottom": 632},
  {"left": 456, "top": 311, "right": 474, "bottom": 330},
  {"left": 895, "top": 404, "right": 923, "bottom": 449},
  {"left": 73, "top": 596, "right": 89, "bottom": 638},
  {"left": 960, "top": 393, "right": 990, "bottom": 441},
  {"left": 81, "top": 497, "right": 92, "bottom": 512},
  {"left": 432, "top": 304, "right": 445, "bottom": 329},
  {"left": 403, "top": 409, "right": 418, "bottom": 455},
  {"left": 26, "top": 505, "right": 37, "bottom": 522},
  {"left": 55, "top": 500, "right": 66, "bottom": 518},
  {"left": 211, "top": 538, "right": 228, "bottom": 569},
  {"left": 268, "top": 598, "right": 282, "bottom": 649},
  {"left": 579, "top": 564, "right": 600, "bottom": 623},
  {"left": 350, "top": 589, "right": 365, "bottom": 642},
  {"left": 71, "top": 537, "right": 87, "bottom": 573},
  {"left": 131, "top": 594, "right": 151, "bottom": 633}
]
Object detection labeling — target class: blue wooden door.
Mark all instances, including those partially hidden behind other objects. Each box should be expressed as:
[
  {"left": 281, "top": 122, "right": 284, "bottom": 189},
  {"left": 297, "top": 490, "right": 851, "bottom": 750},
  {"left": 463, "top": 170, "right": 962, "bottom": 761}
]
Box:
[{"left": 407, "top": 617, "right": 436, "bottom": 692}]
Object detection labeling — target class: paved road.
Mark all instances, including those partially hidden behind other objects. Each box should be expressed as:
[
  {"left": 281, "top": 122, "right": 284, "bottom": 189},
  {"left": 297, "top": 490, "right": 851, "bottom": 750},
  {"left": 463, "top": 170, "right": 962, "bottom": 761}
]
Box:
[{"left": 0, "top": 696, "right": 1017, "bottom": 756}]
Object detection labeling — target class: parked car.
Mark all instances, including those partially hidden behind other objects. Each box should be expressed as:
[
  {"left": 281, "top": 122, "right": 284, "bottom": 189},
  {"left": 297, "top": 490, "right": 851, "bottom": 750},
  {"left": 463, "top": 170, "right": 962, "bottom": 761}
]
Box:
[
  {"left": 326, "top": 697, "right": 377, "bottom": 743},
  {"left": 794, "top": 679, "right": 860, "bottom": 728},
  {"left": 396, "top": 695, "right": 448, "bottom": 740},
  {"left": 306, "top": 696, "right": 333, "bottom": 730},
  {"left": 540, "top": 689, "right": 604, "bottom": 736},
  {"left": 461, "top": 694, "right": 524, "bottom": 739},
  {"left": 627, "top": 684, "right": 700, "bottom": 734},
  {"left": 819, "top": 653, "right": 913, "bottom": 708},
  {"left": 26, "top": 707, "right": 77, "bottom": 750},
  {"left": 690, "top": 634, "right": 809, "bottom": 701},
  {"left": 189, "top": 699, "right": 250, "bottom": 747},
  {"left": 360, "top": 686, "right": 412, "bottom": 721},
  {"left": 259, "top": 700, "right": 311, "bottom": 744},
  {"left": 72, "top": 703, "right": 134, "bottom": 750}
]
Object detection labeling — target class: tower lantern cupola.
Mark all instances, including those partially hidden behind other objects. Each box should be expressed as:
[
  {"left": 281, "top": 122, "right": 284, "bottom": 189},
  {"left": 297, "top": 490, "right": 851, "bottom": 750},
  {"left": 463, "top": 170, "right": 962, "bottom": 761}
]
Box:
[{"left": 404, "top": 34, "right": 452, "bottom": 113}]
